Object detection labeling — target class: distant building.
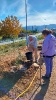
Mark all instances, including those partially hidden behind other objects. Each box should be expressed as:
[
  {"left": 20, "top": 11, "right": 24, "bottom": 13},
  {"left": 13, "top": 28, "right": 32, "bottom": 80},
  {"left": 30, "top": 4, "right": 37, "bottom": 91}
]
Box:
[
  {"left": 51, "top": 28, "right": 56, "bottom": 37},
  {"left": 52, "top": 28, "right": 56, "bottom": 32},
  {"left": 18, "top": 33, "right": 26, "bottom": 37}
]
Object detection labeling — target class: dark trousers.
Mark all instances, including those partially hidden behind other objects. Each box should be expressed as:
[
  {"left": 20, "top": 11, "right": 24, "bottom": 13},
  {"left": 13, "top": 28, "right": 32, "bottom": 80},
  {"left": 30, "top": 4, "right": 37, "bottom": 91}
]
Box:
[{"left": 44, "top": 57, "right": 53, "bottom": 77}]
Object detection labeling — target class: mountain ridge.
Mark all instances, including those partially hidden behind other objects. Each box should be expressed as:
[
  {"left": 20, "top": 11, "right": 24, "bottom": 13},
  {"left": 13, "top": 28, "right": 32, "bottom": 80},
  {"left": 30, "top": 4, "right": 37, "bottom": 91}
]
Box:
[{"left": 23, "top": 24, "right": 56, "bottom": 31}]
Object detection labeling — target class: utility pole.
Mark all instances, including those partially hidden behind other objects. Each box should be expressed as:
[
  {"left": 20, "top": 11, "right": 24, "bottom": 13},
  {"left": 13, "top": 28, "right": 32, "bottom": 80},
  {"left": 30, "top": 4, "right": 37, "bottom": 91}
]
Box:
[
  {"left": 32, "top": 26, "right": 33, "bottom": 33},
  {"left": 44, "top": 19, "right": 47, "bottom": 29},
  {"left": 25, "top": 0, "right": 27, "bottom": 40}
]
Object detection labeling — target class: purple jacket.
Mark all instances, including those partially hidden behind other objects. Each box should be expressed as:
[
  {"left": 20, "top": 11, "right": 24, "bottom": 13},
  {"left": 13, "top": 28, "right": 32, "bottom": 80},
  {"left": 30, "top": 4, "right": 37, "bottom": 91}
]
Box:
[{"left": 41, "top": 34, "right": 56, "bottom": 56}]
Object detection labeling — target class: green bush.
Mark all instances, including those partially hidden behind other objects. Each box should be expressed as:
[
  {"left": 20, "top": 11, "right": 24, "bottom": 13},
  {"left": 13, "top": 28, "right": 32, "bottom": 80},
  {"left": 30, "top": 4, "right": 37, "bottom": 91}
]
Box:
[
  {"left": 0, "top": 40, "right": 26, "bottom": 56},
  {"left": 37, "top": 35, "right": 44, "bottom": 40}
]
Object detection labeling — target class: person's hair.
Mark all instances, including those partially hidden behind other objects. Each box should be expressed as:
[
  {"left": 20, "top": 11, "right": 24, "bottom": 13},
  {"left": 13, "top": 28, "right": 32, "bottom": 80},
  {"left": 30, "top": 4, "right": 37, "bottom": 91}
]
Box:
[
  {"left": 49, "top": 30, "right": 53, "bottom": 34},
  {"left": 42, "top": 29, "right": 50, "bottom": 35}
]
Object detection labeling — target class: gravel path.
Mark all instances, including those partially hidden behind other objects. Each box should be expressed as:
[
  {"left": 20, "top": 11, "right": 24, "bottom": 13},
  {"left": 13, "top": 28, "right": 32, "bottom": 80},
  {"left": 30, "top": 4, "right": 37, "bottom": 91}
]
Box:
[{"left": 19, "top": 56, "right": 56, "bottom": 100}]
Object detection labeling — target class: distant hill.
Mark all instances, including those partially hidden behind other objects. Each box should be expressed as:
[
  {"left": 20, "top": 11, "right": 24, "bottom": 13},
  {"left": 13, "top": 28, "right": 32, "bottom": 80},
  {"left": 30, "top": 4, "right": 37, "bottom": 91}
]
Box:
[{"left": 23, "top": 24, "right": 56, "bottom": 31}]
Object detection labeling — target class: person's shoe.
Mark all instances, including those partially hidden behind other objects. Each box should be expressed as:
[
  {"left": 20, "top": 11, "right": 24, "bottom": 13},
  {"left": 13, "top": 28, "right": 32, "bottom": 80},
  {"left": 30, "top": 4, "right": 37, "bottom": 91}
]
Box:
[{"left": 42, "top": 75, "right": 50, "bottom": 79}]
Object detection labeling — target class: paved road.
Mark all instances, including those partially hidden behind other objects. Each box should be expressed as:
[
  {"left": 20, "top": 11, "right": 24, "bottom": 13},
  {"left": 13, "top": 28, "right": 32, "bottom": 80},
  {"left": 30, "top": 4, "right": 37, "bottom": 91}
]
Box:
[
  {"left": 0, "top": 38, "right": 25, "bottom": 45},
  {"left": 0, "top": 33, "right": 42, "bottom": 46}
]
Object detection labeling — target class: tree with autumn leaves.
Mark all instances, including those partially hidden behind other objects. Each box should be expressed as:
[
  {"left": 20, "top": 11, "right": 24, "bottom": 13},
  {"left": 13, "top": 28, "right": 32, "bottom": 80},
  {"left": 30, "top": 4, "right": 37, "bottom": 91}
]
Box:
[{"left": 0, "top": 16, "right": 22, "bottom": 39}]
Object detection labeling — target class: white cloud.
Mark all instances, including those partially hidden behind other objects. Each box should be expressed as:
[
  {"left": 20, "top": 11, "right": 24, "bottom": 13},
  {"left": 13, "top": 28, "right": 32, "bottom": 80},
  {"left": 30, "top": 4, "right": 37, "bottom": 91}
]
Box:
[
  {"left": 15, "top": 0, "right": 31, "bottom": 17},
  {"left": 0, "top": 0, "right": 26, "bottom": 17},
  {"left": 0, "top": 0, "right": 30, "bottom": 19},
  {"left": 53, "top": 0, "right": 56, "bottom": 6},
  {"left": 18, "top": 1, "right": 56, "bottom": 26},
  {"left": 0, "top": 0, "right": 7, "bottom": 15},
  {"left": 21, "top": 11, "right": 56, "bottom": 26},
  {"left": 15, "top": 0, "right": 26, "bottom": 17},
  {"left": 0, "top": 0, "right": 56, "bottom": 27}
]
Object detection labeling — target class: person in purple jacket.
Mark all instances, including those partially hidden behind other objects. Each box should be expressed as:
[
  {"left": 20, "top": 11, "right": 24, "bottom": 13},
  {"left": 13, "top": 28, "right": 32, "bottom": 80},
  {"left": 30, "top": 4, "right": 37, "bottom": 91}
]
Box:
[{"left": 41, "top": 29, "right": 56, "bottom": 78}]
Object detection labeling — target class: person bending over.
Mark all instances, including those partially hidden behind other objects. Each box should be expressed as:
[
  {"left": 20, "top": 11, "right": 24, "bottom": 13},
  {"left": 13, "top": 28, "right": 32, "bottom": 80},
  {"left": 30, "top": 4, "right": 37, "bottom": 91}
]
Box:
[{"left": 26, "top": 35, "right": 38, "bottom": 62}]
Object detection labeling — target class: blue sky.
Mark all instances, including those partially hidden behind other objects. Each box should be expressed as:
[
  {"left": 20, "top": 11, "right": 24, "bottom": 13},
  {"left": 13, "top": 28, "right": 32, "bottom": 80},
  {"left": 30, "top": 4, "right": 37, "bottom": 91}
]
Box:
[{"left": 0, "top": 0, "right": 56, "bottom": 26}]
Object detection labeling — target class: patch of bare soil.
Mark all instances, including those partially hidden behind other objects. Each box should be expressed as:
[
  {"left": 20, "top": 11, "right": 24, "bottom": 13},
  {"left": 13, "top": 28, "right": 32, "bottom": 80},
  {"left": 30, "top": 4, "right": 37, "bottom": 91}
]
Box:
[{"left": 0, "top": 45, "right": 56, "bottom": 100}]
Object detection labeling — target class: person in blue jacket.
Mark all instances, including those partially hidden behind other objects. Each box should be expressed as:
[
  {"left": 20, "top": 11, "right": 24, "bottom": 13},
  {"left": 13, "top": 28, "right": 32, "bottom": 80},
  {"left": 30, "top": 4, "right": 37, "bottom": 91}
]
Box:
[
  {"left": 41, "top": 29, "right": 56, "bottom": 78},
  {"left": 26, "top": 35, "right": 38, "bottom": 62}
]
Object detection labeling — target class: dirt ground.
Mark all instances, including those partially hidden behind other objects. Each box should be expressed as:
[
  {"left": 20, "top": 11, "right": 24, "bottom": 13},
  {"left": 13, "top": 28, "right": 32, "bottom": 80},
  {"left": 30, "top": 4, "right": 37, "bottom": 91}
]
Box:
[{"left": 0, "top": 45, "right": 56, "bottom": 100}]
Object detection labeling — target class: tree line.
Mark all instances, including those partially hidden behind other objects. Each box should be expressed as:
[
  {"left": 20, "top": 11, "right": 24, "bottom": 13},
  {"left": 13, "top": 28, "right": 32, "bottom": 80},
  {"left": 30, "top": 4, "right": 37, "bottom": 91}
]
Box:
[
  {"left": 0, "top": 15, "right": 39, "bottom": 39},
  {"left": 0, "top": 16, "right": 22, "bottom": 39}
]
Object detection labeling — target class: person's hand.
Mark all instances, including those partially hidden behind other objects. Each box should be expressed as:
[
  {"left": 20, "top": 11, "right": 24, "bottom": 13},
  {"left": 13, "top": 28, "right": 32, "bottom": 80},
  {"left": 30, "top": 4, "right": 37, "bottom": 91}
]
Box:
[
  {"left": 25, "top": 46, "right": 28, "bottom": 51},
  {"left": 40, "top": 52, "right": 42, "bottom": 54},
  {"left": 40, "top": 52, "right": 42, "bottom": 57}
]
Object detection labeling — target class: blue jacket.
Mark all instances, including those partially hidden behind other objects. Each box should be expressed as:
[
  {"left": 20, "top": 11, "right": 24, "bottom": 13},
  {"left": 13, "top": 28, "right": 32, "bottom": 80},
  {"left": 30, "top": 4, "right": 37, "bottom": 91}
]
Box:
[{"left": 26, "top": 35, "right": 37, "bottom": 48}]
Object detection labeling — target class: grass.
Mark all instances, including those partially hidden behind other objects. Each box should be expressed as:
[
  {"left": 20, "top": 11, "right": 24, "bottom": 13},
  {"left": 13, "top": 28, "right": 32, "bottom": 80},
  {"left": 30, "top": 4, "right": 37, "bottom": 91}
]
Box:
[
  {"left": 36, "top": 34, "right": 44, "bottom": 40},
  {"left": 0, "top": 40, "right": 26, "bottom": 92},
  {"left": 0, "top": 35, "right": 44, "bottom": 55},
  {"left": 0, "top": 36, "right": 43, "bottom": 65},
  {"left": 13, "top": 52, "right": 25, "bottom": 66},
  {"left": 0, "top": 40, "right": 26, "bottom": 67},
  {"left": 0, "top": 36, "right": 2, "bottom": 40},
  {"left": 0, "top": 40, "right": 26, "bottom": 56}
]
